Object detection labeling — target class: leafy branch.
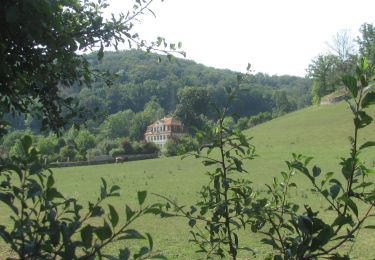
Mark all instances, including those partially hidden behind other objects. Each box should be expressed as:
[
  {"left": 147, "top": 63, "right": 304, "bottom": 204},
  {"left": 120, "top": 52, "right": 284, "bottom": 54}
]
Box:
[{"left": 0, "top": 136, "right": 164, "bottom": 259}]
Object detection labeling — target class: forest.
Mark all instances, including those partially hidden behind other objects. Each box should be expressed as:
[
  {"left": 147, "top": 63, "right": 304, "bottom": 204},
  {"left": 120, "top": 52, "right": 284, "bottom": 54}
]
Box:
[{"left": 1, "top": 50, "right": 312, "bottom": 161}]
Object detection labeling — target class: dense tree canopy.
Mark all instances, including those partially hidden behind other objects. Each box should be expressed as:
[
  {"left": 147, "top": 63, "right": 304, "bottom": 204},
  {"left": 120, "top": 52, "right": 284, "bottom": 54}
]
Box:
[
  {"left": 0, "top": 0, "right": 182, "bottom": 134},
  {"left": 357, "top": 23, "right": 375, "bottom": 71},
  {"left": 307, "top": 54, "right": 342, "bottom": 104}
]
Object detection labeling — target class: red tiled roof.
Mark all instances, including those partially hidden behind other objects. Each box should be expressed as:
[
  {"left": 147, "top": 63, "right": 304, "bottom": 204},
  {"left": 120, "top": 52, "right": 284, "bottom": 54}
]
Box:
[{"left": 147, "top": 117, "right": 182, "bottom": 128}]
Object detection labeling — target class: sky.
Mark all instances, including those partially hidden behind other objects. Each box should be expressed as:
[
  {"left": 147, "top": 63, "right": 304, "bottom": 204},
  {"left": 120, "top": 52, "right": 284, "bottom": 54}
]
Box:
[{"left": 106, "top": 0, "right": 375, "bottom": 77}]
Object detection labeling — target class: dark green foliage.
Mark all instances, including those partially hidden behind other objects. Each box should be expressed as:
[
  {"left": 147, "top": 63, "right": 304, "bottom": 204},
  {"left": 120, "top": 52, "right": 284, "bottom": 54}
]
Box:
[
  {"left": 357, "top": 23, "right": 375, "bottom": 71},
  {"left": 109, "top": 148, "right": 125, "bottom": 158},
  {"left": 122, "top": 140, "right": 135, "bottom": 155},
  {"left": 0, "top": 0, "right": 183, "bottom": 136},
  {"left": 56, "top": 50, "right": 310, "bottom": 134},
  {"left": 272, "top": 90, "right": 295, "bottom": 117},
  {"left": 307, "top": 54, "right": 342, "bottom": 104},
  {"left": 163, "top": 135, "right": 199, "bottom": 156},
  {"left": 120, "top": 140, "right": 159, "bottom": 155},
  {"left": 174, "top": 87, "right": 211, "bottom": 130},
  {"left": 59, "top": 146, "right": 79, "bottom": 161},
  {"left": 141, "top": 142, "right": 160, "bottom": 154}
]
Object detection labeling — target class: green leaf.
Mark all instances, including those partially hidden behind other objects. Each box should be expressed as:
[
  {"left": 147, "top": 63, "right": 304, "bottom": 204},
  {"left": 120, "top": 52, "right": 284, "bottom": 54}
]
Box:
[
  {"left": 144, "top": 206, "right": 161, "bottom": 215},
  {"left": 0, "top": 193, "right": 18, "bottom": 214},
  {"left": 202, "top": 160, "right": 217, "bottom": 166},
  {"left": 340, "top": 197, "right": 358, "bottom": 217},
  {"left": 356, "top": 111, "right": 373, "bottom": 128},
  {"left": 311, "top": 226, "right": 334, "bottom": 250},
  {"left": 137, "top": 190, "right": 147, "bottom": 206},
  {"left": 330, "top": 184, "right": 341, "bottom": 200},
  {"left": 120, "top": 229, "right": 145, "bottom": 240},
  {"left": 188, "top": 218, "right": 196, "bottom": 227},
  {"left": 304, "top": 156, "right": 314, "bottom": 166},
  {"left": 146, "top": 233, "right": 153, "bottom": 251},
  {"left": 110, "top": 185, "right": 120, "bottom": 193},
  {"left": 29, "top": 163, "right": 42, "bottom": 175},
  {"left": 119, "top": 248, "right": 130, "bottom": 260},
  {"left": 332, "top": 215, "right": 353, "bottom": 227},
  {"left": 280, "top": 171, "right": 288, "bottom": 181},
  {"left": 297, "top": 215, "right": 313, "bottom": 234},
  {"left": 90, "top": 205, "right": 104, "bottom": 217},
  {"left": 95, "top": 221, "right": 112, "bottom": 241},
  {"left": 362, "top": 92, "right": 375, "bottom": 108},
  {"left": 46, "top": 188, "right": 64, "bottom": 200},
  {"left": 359, "top": 141, "right": 375, "bottom": 150},
  {"left": 101, "top": 177, "right": 108, "bottom": 199},
  {"left": 108, "top": 204, "right": 119, "bottom": 228},
  {"left": 233, "top": 232, "right": 239, "bottom": 249},
  {"left": 126, "top": 205, "right": 135, "bottom": 221},
  {"left": 342, "top": 75, "right": 358, "bottom": 98},
  {"left": 97, "top": 42, "right": 104, "bottom": 61},
  {"left": 134, "top": 246, "right": 149, "bottom": 258},
  {"left": 81, "top": 225, "right": 93, "bottom": 248},
  {"left": 47, "top": 174, "right": 55, "bottom": 188},
  {"left": 313, "top": 166, "right": 321, "bottom": 177}
]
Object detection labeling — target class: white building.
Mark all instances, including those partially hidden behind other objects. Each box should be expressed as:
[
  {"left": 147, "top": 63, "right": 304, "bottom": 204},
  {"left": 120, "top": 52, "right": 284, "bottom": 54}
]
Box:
[{"left": 144, "top": 117, "right": 186, "bottom": 149}]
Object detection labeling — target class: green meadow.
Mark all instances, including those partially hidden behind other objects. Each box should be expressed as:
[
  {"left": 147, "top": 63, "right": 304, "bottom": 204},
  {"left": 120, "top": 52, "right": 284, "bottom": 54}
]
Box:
[{"left": 2, "top": 101, "right": 375, "bottom": 259}]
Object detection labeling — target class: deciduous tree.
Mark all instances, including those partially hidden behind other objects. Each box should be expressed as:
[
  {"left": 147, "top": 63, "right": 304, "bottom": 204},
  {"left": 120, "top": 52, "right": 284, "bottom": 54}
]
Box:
[{"left": 0, "top": 0, "right": 183, "bottom": 134}]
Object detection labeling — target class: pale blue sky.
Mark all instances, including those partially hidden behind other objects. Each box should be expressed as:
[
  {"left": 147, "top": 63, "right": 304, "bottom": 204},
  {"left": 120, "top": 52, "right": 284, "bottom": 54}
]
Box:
[{"left": 107, "top": 0, "right": 375, "bottom": 76}]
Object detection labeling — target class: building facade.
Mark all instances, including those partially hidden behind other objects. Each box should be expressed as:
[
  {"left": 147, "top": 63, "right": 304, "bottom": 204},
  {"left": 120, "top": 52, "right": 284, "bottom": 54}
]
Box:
[{"left": 144, "top": 117, "right": 186, "bottom": 149}]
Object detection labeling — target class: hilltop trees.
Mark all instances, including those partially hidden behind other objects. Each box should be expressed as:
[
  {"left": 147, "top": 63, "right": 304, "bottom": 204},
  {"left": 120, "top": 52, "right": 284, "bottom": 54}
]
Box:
[
  {"left": 357, "top": 23, "right": 375, "bottom": 70},
  {"left": 307, "top": 54, "right": 342, "bottom": 104},
  {"left": 307, "top": 23, "right": 375, "bottom": 104}
]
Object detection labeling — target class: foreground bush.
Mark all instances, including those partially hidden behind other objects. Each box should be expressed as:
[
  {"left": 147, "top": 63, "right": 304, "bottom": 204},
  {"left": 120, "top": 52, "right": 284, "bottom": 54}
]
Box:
[{"left": 0, "top": 136, "right": 163, "bottom": 259}]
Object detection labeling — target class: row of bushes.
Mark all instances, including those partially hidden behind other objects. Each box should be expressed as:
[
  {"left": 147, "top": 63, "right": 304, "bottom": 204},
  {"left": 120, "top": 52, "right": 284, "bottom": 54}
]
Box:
[{"left": 106, "top": 141, "right": 160, "bottom": 158}]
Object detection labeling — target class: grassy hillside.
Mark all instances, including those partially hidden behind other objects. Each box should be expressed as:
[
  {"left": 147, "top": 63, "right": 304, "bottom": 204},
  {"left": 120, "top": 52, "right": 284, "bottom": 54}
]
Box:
[
  {"left": 245, "top": 101, "right": 375, "bottom": 185},
  {"left": 1, "top": 101, "right": 375, "bottom": 259}
]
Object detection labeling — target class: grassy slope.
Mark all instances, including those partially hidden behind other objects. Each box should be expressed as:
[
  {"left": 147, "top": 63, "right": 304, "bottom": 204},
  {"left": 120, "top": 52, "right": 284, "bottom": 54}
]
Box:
[{"left": 2, "top": 101, "right": 375, "bottom": 259}]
